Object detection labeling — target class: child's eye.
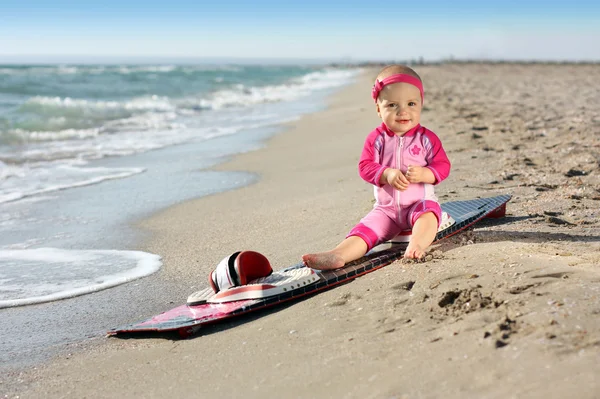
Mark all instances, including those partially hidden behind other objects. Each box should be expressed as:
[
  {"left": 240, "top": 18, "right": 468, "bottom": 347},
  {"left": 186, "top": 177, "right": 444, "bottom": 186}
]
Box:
[
  {"left": 408, "top": 101, "right": 417, "bottom": 106},
  {"left": 387, "top": 103, "right": 397, "bottom": 108}
]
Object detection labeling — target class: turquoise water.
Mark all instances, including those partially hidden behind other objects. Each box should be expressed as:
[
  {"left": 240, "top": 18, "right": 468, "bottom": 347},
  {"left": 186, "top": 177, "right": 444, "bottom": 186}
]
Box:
[
  {"left": 0, "top": 65, "right": 327, "bottom": 138},
  {"left": 0, "top": 64, "right": 356, "bottom": 202},
  {"left": 0, "top": 63, "right": 359, "bottom": 307}
]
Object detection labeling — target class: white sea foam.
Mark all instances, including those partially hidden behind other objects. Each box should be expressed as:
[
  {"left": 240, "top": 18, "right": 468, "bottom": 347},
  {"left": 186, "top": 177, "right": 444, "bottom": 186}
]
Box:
[
  {"left": 0, "top": 248, "right": 162, "bottom": 308},
  {"left": 117, "top": 65, "right": 177, "bottom": 74},
  {"left": 0, "top": 163, "right": 145, "bottom": 204},
  {"left": 23, "top": 95, "right": 176, "bottom": 113},
  {"left": 15, "top": 127, "right": 101, "bottom": 141},
  {"left": 17, "top": 69, "right": 356, "bottom": 119},
  {"left": 0, "top": 66, "right": 79, "bottom": 75},
  {"left": 0, "top": 64, "right": 249, "bottom": 77},
  {"left": 203, "top": 68, "right": 357, "bottom": 110}
]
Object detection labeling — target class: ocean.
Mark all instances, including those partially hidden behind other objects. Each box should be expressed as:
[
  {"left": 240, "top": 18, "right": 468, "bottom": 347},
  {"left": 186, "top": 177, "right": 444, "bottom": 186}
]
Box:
[{"left": 0, "top": 64, "right": 359, "bottom": 309}]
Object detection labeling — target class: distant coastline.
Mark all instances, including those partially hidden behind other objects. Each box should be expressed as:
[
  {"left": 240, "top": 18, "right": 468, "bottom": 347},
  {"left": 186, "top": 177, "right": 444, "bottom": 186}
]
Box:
[
  {"left": 0, "top": 55, "right": 598, "bottom": 66},
  {"left": 331, "top": 59, "right": 600, "bottom": 69}
]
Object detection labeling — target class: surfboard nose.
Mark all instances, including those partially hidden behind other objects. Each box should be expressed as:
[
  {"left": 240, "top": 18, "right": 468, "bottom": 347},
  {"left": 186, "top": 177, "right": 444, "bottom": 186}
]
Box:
[{"left": 485, "top": 203, "right": 507, "bottom": 218}]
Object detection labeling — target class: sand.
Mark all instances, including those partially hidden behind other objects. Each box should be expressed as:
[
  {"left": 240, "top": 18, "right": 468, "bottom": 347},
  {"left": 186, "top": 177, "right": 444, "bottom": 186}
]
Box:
[{"left": 3, "top": 63, "right": 600, "bottom": 398}]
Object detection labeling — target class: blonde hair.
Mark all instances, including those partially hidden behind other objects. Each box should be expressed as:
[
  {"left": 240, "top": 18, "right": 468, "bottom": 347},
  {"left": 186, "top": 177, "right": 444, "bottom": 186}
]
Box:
[{"left": 375, "top": 65, "right": 422, "bottom": 83}]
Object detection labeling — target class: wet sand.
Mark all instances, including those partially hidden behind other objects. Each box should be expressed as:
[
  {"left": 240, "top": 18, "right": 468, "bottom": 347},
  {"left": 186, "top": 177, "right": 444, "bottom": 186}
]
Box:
[{"left": 4, "top": 63, "right": 600, "bottom": 398}]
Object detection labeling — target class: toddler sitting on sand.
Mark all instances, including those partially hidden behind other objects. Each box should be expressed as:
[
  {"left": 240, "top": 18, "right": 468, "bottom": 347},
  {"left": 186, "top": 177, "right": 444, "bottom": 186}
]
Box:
[{"left": 303, "top": 65, "right": 451, "bottom": 270}]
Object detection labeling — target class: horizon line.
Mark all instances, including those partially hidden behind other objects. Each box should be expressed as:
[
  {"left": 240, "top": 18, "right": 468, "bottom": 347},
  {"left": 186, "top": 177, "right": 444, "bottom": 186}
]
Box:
[{"left": 1, "top": 55, "right": 599, "bottom": 66}]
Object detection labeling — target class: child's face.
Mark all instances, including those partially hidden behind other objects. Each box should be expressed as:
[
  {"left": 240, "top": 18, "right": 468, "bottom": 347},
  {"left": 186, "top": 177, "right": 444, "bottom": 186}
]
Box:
[{"left": 376, "top": 82, "right": 422, "bottom": 135}]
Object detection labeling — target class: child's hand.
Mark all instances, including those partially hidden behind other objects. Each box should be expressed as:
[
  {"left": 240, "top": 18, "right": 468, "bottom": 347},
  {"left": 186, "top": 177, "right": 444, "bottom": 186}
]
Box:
[
  {"left": 384, "top": 168, "right": 410, "bottom": 191},
  {"left": 406, "top": 165, "right": 428, "bottom": 183}
]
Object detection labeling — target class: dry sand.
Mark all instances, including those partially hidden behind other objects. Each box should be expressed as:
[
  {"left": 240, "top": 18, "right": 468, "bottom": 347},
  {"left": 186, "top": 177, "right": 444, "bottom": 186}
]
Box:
[{"left": 4, "top": 64, "right": 600, "bottom": 398}]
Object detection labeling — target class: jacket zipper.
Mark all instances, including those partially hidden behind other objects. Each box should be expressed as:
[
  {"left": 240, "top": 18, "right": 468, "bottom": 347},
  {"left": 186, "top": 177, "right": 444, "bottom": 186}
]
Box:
[{"left": 395, "top": 136, "right": 404, "bottom": 223}]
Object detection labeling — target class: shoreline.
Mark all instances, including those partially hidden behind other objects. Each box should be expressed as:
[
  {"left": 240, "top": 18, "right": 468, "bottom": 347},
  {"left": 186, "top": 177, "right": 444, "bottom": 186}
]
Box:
[
  {"left": 5, "top": 64, "right": 600, "bottom": 398},
  {"left": 0, "top": 75, "right": 353, "bottom": 372},
  {"left": 135, "top": 70, "right": 379, "bottom": 281},
  {"left": 1, "top": 68, "right": 377, "bottom": 388},
  {"left": 0, "top": 64, "right": 357, "bottom": 316}
]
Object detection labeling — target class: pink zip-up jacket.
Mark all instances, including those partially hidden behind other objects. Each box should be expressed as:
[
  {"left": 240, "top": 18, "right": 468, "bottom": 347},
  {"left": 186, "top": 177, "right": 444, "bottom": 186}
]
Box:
[{"left": 358, "top": 123, "right": 451, "bottom": 218}]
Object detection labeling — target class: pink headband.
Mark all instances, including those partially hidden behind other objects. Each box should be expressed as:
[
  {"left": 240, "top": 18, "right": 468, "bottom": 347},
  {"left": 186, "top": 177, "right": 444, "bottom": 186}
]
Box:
[{"left": 371, "top": 73, "right": 424, "bottom": 103}]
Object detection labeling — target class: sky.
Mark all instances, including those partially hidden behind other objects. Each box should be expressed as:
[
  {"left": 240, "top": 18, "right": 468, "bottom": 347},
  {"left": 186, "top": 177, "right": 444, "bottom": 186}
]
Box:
[{"left": 1, "top": 0, "right": 599, "bottom": 63}]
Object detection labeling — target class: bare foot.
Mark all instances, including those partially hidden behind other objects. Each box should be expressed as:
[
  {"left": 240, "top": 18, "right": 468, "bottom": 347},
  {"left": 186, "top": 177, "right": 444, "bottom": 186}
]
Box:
[
  {"left": 404, "top": 243, "right": 425, "bottom": 259},
  {"left": 302, "top": 252, "right": 345, "bottom": 270}
]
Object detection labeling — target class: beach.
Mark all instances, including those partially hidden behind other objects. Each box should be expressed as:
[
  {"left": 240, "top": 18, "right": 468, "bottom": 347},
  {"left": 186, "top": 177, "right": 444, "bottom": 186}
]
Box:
[{"left": 3, "top": 63, "right": 600, "bottom": 398}]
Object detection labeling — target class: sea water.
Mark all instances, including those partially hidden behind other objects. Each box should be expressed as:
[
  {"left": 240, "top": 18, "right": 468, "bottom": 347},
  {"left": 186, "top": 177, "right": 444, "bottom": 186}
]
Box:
[{"left": 0, "top": 64, "right": 358, "bottom": 308}]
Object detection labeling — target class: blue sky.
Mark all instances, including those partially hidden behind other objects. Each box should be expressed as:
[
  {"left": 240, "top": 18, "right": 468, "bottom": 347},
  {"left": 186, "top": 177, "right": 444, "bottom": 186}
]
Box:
[{"left": 1, "top": 0, "right": 599, "bottom": 63}]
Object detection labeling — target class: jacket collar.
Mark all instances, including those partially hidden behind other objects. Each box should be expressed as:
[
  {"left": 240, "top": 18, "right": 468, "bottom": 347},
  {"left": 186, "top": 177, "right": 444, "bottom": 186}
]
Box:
[{"left": 380, "top": 122, "right": 421, "bottom": 137}]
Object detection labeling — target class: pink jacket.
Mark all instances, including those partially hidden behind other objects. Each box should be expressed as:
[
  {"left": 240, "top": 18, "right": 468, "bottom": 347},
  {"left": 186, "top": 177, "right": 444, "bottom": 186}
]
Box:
[{"left": 358, "top": 123, "right": 451, "bottom": 217}]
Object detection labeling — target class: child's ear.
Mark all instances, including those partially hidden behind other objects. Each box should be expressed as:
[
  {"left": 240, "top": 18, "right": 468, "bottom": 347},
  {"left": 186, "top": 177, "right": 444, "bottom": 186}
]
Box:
[{"left": 376, "top": 103, "right": 381, "bottom": 117}]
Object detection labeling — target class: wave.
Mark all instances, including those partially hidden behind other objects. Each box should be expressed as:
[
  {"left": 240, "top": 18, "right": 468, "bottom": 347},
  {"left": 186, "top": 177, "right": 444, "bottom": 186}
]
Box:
[
  {"left": 0, "top": 64, "right": 244, "bottom": 76},
  {"left": 0, "top": 66, "right": 359, "bottom": 204},
  {"left": 203, "top": 68, "right": 358, "bottom": 109},
  {"left": 0, "top": 163, "right": 146, "bottom": 204},
  {"left": 21, "top": 68, "right": 355, "bottom": 112},
  {"left": 21, "top": 95, "right": 176, "bottom": 114},
  {"left": 0, "top": 248, "right": 162, "bottom": 308},
  {"left": 0, "top": 68, "right": 359, "bottom": 146}
]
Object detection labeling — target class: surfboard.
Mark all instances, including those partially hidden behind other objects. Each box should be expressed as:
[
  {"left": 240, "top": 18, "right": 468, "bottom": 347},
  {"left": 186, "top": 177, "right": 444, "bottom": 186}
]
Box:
[{"left": 109, "top": 194, "right": 510, "bottom": 338}]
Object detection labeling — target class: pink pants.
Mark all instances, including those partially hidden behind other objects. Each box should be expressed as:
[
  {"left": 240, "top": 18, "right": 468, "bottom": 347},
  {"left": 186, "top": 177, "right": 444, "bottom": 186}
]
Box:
[{"left": 347, "top": 200, "right": 442, "bottom": 251}]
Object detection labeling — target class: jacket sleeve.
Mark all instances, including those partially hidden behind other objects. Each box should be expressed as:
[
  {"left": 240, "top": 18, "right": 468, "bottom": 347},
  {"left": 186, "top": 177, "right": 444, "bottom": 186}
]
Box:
[
  {"left": 358, "top": 130, "right": 387, "bottom": 187},
  {"left": 423, "top": 129, "right": 451, "bottom": 185}
]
